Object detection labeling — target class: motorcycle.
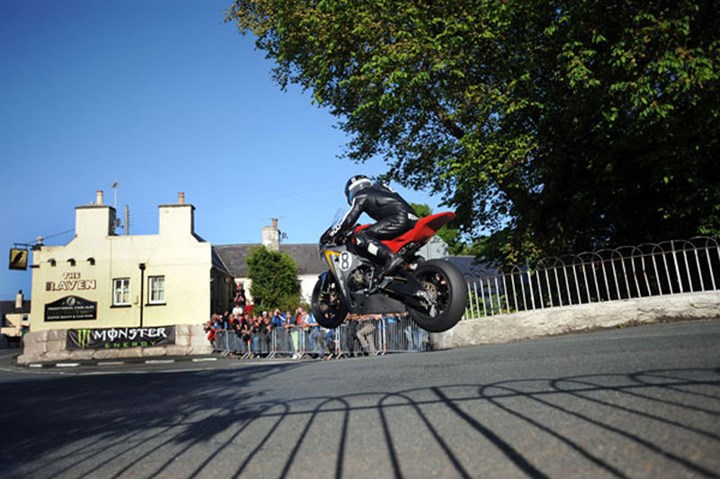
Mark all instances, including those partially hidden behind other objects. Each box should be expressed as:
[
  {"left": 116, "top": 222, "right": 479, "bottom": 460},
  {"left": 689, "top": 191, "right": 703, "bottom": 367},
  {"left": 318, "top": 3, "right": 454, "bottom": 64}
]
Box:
[{"left": 311, "top": 212, "right": 468, "bottom": 333}]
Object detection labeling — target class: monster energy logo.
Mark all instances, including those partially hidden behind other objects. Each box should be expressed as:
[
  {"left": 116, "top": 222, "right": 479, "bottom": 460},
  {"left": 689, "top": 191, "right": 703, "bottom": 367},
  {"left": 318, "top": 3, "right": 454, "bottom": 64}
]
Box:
[
  {"left": 67, "top": 326, "right": 176, "bottom": 350},
  {"left": 77, "top": 329, "right": 92, "bottom": 349}
]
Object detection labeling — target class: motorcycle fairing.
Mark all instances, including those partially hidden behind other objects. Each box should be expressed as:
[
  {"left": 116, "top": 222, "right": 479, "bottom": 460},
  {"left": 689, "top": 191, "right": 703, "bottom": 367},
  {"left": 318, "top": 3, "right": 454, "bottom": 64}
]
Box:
[
  {"left": 318, "top": 255, "right": 406, "bottom": 315},
  {"left": 354, "top": 212, "right": 456, "bottom": 254}
]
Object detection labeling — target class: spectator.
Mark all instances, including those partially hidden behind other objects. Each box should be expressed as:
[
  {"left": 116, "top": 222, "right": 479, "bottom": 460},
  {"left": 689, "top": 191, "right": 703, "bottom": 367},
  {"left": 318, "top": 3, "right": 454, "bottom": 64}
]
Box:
[
  {"left": 234, "top": 282, "right": 247, "bottom": 309},
  {"left": 381, "top": 314, "right": 399, "bottom": 353},
  {"left": 211, "top": 314, "right": 226, "bottom": 350},
  {"left": 295, "top": 307, "right": 308, "bottom": 359},
  {"left": 204, "top": 317, "right": 217, "bottom": 348},
  {"left": 250, "top": 315, "right": 262, "bottom": 356},
  {"left": 344, "top": 317, "right": 360, "bottom": 357},
  {"left": 261, "top": 312, "right": 274, "bottom": 355},
  {"left": 285, "top": 310, "right": 299, "bottom": 358},
  {"left": 305, "top": 312, "right": 322, "bottom": 358},
  {"left": 322, "top": 327, "right": 337, "bottom": 360},
  {"left": 240, "top": 316, "right": 252, "bottom": 352},
  {"left": 271, "top": 309, "right": 288, "bottom": 356},
  {"left": 356, "top": 314, "right": 377, "bottom": 355},
  {"left": 402, "top": 314, "right": 423, "bottom": 351}
]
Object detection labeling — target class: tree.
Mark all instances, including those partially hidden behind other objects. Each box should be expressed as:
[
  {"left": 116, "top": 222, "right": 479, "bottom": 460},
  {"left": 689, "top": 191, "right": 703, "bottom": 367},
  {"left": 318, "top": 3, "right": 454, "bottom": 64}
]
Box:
[
  {"left": 228, "top": 0, "right": 720, "bottom": 262},
  {"left": 246, "top": 245, "right": 302, "bottom": 311}
]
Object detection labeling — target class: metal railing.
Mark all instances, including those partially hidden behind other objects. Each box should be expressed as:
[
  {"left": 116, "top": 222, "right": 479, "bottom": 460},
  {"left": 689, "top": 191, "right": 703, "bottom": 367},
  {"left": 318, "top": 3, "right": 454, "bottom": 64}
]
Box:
[
  {"left": 464, "top": 237, "right": 720, "bottom": 318},
  {"left": 211, "top": 316, "right": 430, "bottom": 358}
]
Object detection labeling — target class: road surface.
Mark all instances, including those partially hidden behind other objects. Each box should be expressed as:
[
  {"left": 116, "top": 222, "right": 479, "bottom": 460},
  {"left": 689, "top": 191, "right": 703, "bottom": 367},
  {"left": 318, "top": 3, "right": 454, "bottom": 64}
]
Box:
[{"left": 0, "top": 320, "right": 719, "bottom": 478}]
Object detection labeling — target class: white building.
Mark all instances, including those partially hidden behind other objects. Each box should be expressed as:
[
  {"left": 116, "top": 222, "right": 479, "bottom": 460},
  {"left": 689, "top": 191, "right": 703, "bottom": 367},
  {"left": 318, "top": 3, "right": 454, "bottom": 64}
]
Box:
[
  {"left": 18, "top": 191, "right": 232, "bottom": 364},
  {"left": 215, "top": 218, "right": 325, "bottom": 305}
]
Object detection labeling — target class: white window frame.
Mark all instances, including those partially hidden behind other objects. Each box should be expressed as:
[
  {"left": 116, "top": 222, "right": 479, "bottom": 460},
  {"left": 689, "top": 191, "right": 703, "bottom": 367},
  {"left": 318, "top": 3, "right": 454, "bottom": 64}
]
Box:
[
  {"left": 113, "top": 278, "right": 131, "bottom": 306},
  {"left": 148, "top": 275, "right": 165, "bottom": 304}
]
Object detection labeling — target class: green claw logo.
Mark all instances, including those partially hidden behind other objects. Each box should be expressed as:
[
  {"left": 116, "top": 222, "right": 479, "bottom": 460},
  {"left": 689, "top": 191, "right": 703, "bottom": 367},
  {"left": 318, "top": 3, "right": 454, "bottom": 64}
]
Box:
[{"left": 77, "top": 329, "right": 92, "bottom": 349}]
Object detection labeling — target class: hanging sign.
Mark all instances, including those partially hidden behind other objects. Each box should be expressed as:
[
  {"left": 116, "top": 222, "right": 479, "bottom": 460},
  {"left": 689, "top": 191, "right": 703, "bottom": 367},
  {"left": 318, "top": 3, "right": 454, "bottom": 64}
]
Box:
[{"left": 9, "top": 248, "right": 28, "bottom": 270}]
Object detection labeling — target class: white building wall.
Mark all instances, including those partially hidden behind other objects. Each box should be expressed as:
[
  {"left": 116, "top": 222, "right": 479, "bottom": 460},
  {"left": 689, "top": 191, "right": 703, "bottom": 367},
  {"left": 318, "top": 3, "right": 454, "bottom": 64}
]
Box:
[{"left": 29, "top": 193, "right": 222, "bottom": 332}]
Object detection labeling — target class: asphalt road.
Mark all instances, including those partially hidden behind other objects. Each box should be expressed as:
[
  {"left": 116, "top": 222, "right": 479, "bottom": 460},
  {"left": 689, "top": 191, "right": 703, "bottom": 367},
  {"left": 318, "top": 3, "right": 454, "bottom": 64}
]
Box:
[{"left": 1, "top": 320, "right": 719, "bottom": 479}]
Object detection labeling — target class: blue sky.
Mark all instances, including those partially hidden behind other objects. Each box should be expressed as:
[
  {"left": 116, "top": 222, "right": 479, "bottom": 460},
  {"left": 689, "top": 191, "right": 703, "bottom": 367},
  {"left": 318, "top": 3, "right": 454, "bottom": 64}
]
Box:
[{"left": 0, "top": 0, "right": 441, "bottom": 300}]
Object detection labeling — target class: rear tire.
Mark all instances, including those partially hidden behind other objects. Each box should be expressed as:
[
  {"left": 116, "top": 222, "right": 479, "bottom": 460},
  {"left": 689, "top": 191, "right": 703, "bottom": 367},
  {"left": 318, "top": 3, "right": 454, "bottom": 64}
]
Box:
[
  {"left": 311, "top": 274, "right": 348, "bottom": 329},
  {"left": 407, "top": 260, "right": 467, "bottom": 333}
]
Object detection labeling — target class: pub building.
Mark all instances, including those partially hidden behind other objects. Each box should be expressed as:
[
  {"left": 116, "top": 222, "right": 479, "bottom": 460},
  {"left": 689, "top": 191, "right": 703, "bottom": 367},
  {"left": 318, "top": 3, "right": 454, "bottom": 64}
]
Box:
[{"left": 18, "top": 191, "right": 233, "bottom": 364}]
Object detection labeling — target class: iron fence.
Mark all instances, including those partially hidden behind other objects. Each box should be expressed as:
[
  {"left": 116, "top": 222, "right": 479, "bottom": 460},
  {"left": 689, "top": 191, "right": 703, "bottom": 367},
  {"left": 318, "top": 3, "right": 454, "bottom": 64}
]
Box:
[{"left": 464, "top": 237, "right": 720, "bottom": 319}]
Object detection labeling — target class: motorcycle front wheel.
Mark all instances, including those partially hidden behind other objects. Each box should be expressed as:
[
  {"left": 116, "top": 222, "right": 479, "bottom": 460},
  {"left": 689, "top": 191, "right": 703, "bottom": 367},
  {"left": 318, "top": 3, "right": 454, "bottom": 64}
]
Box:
[
  {"left": 407, "top": 260, "right": 468, "bottom": 333},
  {"left": 311, "top": 273, "right": 348, "bottom": 329}
]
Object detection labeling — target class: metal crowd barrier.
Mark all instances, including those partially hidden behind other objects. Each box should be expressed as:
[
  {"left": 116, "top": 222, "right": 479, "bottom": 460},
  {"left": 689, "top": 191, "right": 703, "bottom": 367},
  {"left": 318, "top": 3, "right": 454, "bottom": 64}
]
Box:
[{"left": 210, "top": 316, "right": 430, "bottom": 359}]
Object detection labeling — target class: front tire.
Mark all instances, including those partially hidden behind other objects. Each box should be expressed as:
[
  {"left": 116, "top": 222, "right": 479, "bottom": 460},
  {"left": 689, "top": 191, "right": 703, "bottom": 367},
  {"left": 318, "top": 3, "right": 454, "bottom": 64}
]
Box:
[
  {"left": 311, "top": 274, "right": 348, "bottom": 329},
  {"left": 407, "top": 260, "right": 468, "bottom": 333}
]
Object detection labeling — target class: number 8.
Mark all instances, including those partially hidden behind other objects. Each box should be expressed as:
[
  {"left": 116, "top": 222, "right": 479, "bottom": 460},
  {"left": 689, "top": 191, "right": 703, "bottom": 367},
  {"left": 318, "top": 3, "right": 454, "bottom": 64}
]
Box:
[{"left": 340, "top": 252, "right": 351, "bottom": 271}]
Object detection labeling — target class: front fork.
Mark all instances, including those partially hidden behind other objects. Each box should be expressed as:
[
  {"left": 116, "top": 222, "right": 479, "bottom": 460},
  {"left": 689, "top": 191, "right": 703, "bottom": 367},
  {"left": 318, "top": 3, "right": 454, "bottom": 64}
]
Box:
[{"left": 318, "top": 271, "right": 352, "bottom": 308}]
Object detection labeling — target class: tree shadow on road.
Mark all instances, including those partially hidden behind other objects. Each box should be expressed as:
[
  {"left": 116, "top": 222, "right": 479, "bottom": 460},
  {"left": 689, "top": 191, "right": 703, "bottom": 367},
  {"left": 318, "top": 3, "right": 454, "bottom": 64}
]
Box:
[{"left": 0, "top": 365, "right": 718, "bottom": 478}]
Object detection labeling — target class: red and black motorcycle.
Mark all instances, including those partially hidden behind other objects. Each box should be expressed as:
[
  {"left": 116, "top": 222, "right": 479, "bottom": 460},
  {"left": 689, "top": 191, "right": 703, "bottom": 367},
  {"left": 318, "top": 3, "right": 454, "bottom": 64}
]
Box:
[{"left": 311, "top": 212, "right": 468, "bottom": 333}]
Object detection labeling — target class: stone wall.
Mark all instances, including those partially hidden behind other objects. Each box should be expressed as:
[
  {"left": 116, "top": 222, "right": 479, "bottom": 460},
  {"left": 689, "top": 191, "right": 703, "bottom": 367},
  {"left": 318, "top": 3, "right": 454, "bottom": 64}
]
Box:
[
  {"left": 16, "top": 324, "right": 213, "bottom": 365},
  {"left": 432, "top": 291, "right": 720, "bottom": 350}
]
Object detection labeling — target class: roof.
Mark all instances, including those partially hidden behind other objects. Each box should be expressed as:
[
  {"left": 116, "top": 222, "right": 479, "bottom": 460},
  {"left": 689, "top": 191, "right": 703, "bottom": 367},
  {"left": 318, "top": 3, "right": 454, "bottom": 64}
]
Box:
[
  {"left": 210, "top": 246, "right": 232, "bottom": 276},
  {"left": 0, "top": 299, "right": 31, "bottom": 318},
  {"left": 279, "top": 244, "right": 326, "bottom": 275},
  {"left": 213, "top": 243, "right": 325, "bottom": 278}
]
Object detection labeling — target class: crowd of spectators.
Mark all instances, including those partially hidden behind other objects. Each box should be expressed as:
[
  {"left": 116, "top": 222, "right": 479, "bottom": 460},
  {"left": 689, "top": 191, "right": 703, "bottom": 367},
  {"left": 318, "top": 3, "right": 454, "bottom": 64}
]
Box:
[
  {"left": 203, "top": 281, "right": 429, "bottom": 359},
  {"left": 204, "top": 298, "right": 428, "bottom": 359},
  {"left": 204, "top": 306, "right": 346, "bottom": 359}
]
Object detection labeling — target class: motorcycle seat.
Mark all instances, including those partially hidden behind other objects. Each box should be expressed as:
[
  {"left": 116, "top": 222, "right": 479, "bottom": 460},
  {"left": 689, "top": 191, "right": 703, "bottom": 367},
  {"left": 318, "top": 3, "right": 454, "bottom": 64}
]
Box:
[{"left": 383, "top": 211, "right": 456, "bottom": 253}]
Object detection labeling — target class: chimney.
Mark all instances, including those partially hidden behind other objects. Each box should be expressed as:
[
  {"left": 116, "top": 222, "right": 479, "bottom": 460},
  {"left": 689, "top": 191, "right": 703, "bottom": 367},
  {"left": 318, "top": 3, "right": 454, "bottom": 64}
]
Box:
[
  {"left": 159, "top": 193, "right": 195, "bottom": 237},
  {"left": 75, "top": 190, "right": 116, "bottom": 239},
  {"left": 15, "top": 290, "right": 23, "bottom": 310},
  {"left": 262, "top": 218, "right": 280, "bottom": 251}
]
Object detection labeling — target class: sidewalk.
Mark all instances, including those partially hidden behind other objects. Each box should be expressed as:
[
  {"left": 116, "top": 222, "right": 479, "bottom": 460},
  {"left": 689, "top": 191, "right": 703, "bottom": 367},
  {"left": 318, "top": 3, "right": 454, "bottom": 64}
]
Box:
[{"left": 0, "top": 349, "right": 219, "bottom": 370}]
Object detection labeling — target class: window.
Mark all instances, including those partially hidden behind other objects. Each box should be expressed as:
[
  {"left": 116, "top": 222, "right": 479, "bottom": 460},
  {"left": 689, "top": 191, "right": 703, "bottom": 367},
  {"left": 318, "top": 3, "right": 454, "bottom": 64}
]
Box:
[
  {"left": 149, "top": 276, "right": 165, "bottom": 304},
  {"left": 113, "top": 278, "right": 131, "bottom": 306}
]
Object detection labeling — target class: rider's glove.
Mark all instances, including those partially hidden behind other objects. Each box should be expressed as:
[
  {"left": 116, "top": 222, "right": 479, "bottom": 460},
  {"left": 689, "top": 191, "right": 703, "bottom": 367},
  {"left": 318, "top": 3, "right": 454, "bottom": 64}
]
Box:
[{"left": 320, "top": 228, "right": 335, "bottom": 245}]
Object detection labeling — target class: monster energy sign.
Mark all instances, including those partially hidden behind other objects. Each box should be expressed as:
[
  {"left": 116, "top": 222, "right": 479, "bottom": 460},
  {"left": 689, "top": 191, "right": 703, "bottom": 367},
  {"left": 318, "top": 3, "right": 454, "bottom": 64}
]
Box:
[{"left": 67, "top": 326, "right": 176, "bottom": 350}]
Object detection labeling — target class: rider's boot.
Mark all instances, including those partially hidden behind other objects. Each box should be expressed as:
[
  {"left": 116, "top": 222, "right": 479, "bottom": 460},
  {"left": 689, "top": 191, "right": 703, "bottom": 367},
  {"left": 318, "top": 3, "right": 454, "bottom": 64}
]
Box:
[
  {"left": 357, "top": 235, "right": 405, "bottom": 286},
  {"left": 379, "top": 252, "right": 404, "bottom": 279},
  {"left": 375, "top": 243, "right": 405, "bottom": 281}
]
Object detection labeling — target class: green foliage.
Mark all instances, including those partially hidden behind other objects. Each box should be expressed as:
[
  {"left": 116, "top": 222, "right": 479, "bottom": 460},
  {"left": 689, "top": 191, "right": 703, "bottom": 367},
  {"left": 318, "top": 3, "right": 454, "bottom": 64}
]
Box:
[
  {"left": 246, "top": 245, "right": 302, "bottom": 311},
  {"left": 228, "top": 0, "right": 720, "bottom": 262},
  {"left": 465, "top": 288, "right": 511, "bottom": 317}
]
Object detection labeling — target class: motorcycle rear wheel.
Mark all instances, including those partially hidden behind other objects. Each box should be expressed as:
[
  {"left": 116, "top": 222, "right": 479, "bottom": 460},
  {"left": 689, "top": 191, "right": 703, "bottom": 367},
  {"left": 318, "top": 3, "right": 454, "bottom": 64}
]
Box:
[
  {"left": 311, "top": 274, "right": 348, "bottom": 329},
  {"left": 407, "top": 260, "right": 468, "bottom": 333}
]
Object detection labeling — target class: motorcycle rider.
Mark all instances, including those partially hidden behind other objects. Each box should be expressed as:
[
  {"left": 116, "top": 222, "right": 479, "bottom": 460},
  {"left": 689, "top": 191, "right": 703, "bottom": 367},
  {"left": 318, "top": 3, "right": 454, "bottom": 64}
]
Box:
[{"left": 323, "top": 175, "right": 419, "bottom": 279}]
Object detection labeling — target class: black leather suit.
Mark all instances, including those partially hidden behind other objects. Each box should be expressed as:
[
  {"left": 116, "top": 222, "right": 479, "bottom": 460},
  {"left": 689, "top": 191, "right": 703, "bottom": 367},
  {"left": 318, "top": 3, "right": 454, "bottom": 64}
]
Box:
[{"left": 330, "top": 183, "right": 419, "bottom": 261}]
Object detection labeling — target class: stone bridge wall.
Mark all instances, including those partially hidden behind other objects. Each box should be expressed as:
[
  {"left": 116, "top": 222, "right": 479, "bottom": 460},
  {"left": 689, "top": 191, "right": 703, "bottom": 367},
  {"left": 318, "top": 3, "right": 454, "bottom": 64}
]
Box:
[{"left": 432, "top": 291, "right": 720, "bottom": 350}]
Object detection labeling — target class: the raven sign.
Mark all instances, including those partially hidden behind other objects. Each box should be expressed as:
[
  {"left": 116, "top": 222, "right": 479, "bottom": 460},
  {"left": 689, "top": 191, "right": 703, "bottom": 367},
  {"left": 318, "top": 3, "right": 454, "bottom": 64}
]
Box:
[{"left": 9, "top": 248, "right": 28, "bottom": 271}]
